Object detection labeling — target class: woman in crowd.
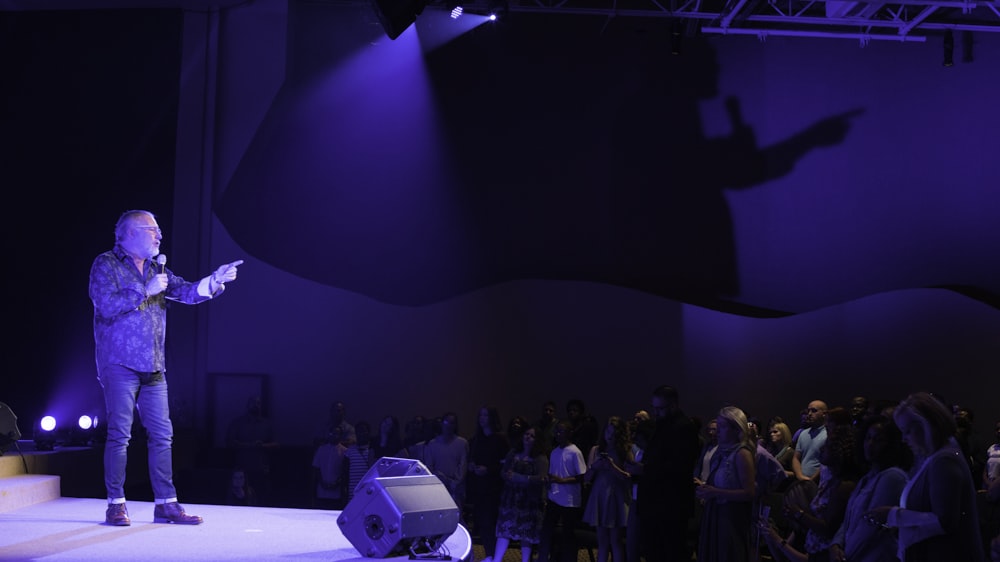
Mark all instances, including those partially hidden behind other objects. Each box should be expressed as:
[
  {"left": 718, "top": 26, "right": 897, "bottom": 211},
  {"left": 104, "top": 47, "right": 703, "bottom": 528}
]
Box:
[
  {"left": 760, "top": 419, "right": 861, "bottom": 562},
  {"left": 828, "top": 415, "right": 912, "bottom": 562},
  {"left": 582, "top": 416, "right": 633, "bottom": 562},
  {"left": 695, "top": 405, "right": 756, "bottom": 562},
  {"left": 487, "top": 426, "right": 548, "bottom": 562},
  {"left": 372, "top": 415, "right": 403, "bottom": 460},
  {"left": 767, "top": 421, "right": 795, "bottom": 474},
  {"left": 865, "top": 392, "right": 985, "bottom": 561},
  {"left": 225, "top": 468, "right": 258, "bottom": 506}
]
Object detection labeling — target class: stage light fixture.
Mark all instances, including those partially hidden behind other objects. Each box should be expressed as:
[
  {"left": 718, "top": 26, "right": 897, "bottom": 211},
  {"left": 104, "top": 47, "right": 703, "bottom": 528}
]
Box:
[
  {"left": 445, "top": 0, "right": 463, "bottom": 19},
  {"left": 34, "top": 416, "right": 58, "bottom": 451},
  {"left": 371, "top": 0, "right": 431, "bottom": 39},
  {"left": 67, "top": 415, "right": 100, "bottom": 447},
  {"left": 0, "top": 402, "right": 22, "bottom": 456}
]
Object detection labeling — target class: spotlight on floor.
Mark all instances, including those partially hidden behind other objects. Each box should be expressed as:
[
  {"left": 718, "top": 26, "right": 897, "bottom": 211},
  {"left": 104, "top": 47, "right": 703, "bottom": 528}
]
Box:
[
  {"left": 78, "top": 415, "right": 96, "bottom": 431},
  {"left": 34, "top": 416, "right": 58, "bottom": 451},
  {"left": 68, "top": 415, "right": 100, "bottom": 446}
]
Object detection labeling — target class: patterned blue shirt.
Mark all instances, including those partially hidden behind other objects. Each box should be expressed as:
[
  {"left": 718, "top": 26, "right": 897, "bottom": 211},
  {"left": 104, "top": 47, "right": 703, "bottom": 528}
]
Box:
[{"left": 90, "top": 244, "right": 220, "bottom": 374}]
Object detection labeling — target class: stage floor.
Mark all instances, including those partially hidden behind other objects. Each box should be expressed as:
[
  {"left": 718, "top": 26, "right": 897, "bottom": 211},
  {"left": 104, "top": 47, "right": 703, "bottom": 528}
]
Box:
[{"left": 0, "top": 497, "right": 472, "bottom": 561}]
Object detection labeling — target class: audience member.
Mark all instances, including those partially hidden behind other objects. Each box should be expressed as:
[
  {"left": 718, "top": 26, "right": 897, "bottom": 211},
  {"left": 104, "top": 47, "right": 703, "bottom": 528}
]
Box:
[
  {"left": 316, "top": 401, "right": 356, "bottom": 448},
  {"left": 625, "top": 412, "right": 653, "bottom": 562},
  {"left": 226, "top": 395, "right": 279, "bottom": 505},
  {"left": 693, "top": 418, "right": 719, "bottom": 484},
  {"left": 344, "top": 420, "right": 374, "bottom": 501},
  {"left": 748, "top": 416, "right": 764, "bottom": 448},
  {"left": 872, "top": 398, "right": 897, "bottom": 419},
  {"left": 694, "top": 406, "right": 756, "bottom": 562},
  {"left": 398, "top": 415, "right": 431, "bottom": 459},
  {"left": 828, "top": 415, "right": 911, "bottom": 562},
  {"left": 566, "top": 399, "right": 600, "bottom": 462},
  {"left": 424, "top": 412, "right": 469, "bottom": 510},
  {"left": 372, "top": 415, "right": 403, "bottom": 461},
  {"left": 791, "top": 408, "right": 809, "bottom": 447},
  {"left": 312, "top": 425, "right": 348, "bottom": 509},
  {"left": 509, "top": 416, "right": 530, "bottom": 449},
  {"left": 767, "top": 421, "right": 795, "bottom": 474},
  {"left": 761, "top": 419, "right": 861, "bottom": 562},
  {"left": 691, "top": 416, "right": 719, "bottom": 559},
  {"left": 582, "top": 416, "right": 633, "bottom": 562},
  {"left": 990, "top": 477, "right": 1000, "bottom": 562},
  {"left": 985, "top": 419, "right": 1000, "bottom": 490},
  {"left": 792, "top": 400, "right": 828, "bottom": 481},
  {"left": 849, "top": 396, "right": 870, "bottom": 427},
  {"left": 225, "top": 468, "right": 258, "bottom": 506},
  {"left": 635, "top": 385, "right": 700, "bottom": 562},
  {"left": 754, "top": 432, "right": 791, "bottom": 509},
  {"left": 487, "top": 426, "right": 549, "bottom": 562},
  {"left": 956, "top": 405, "right": 987, "bottom": 487},
  {"left": 536, "top": 401, "right": 559, "bottom": 454},
  {"left": 537, "top": 421, "right": 587, "bottom": 562},
  {"left": 468, "top": 406, "right": 510, "bottom": 559},
  {"left": 866, "top": 392, "right": 985, "bottom": 561}
]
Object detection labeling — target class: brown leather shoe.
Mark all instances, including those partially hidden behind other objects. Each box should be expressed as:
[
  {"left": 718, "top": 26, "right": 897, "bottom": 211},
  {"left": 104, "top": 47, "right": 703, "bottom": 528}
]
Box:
[
  {"left": 105, "top": 503, "right": 131, "bottom": 526},
  {"left": 153, "top": 502, "right": 203, "bottom": 525}
]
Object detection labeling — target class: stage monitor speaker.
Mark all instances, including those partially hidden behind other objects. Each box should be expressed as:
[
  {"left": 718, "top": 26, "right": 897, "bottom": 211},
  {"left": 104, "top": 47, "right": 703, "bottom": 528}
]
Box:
[
  {"left": 357, "top": 456, "right": 433, "bottom": 489},
  {"left": 0, "top": 402, "right": 22, "bottom": 455},
  {"left": 337, "top": 458, "right": 460, "bottom": 558}
]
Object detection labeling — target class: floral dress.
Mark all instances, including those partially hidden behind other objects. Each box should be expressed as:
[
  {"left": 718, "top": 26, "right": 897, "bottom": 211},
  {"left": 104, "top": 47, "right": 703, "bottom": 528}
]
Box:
[{"left": 496, "top": 451, "right": 547, "bottom": 544}]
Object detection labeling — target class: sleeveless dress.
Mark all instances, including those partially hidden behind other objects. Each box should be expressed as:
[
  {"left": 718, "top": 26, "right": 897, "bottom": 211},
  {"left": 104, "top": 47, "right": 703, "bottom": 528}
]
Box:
[
  {"left": 582, "top": 454, "right": 631, "bottom": 528},
  {"left": 697, "top": 443, "right": 754, "bottom": 562},
  {"left": 496, "top": 451, "right": 546, "bottom": 544}
]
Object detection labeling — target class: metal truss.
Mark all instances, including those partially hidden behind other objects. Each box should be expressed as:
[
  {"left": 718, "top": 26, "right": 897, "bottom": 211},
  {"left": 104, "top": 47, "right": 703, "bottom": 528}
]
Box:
[{"left": 463, "top": 0, "right": 1000, "bottom": 44}]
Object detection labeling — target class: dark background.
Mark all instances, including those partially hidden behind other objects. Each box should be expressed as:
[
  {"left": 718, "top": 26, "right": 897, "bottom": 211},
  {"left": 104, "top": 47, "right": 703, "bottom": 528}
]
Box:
[{"left": 2, "top": 1, "right": 999, "bottom": 506}]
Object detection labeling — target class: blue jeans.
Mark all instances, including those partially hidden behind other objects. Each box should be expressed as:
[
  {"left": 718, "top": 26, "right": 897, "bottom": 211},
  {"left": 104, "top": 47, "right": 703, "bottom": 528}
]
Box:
[{"left": 98, "top": 364, "right": 176, "bottom": 501}]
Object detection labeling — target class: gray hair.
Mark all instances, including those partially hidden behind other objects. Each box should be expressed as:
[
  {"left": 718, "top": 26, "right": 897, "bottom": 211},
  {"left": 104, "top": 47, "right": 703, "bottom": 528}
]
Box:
[{"left": 114, "top": 210, "right": 155, "bottom": 242}]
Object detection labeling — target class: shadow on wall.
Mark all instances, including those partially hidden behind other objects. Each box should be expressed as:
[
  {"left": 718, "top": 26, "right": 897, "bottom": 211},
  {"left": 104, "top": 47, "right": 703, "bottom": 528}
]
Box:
[{"left": 217, "top": 9, "right": 861, "bottom": 317}]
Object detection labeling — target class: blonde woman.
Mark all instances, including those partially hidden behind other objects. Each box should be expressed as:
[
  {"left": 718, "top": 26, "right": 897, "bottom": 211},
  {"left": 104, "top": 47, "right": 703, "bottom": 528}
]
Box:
[
  {"left": 768, "top": 422, "right": 795, "bottom": 474},
  {"left": 695, "top": 406, "right": 756, "bottom": 562},
  {"left": 866, "top": 392, "right": 985, "bottom": 562}
]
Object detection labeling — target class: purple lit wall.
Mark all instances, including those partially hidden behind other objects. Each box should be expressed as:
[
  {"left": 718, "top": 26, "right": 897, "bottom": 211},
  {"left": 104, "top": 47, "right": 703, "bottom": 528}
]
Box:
[
  {"left": 205, "top": 3, "right": 1000, "bottom": 441},
  {"left": 4, "top": 2, "right": 999, "bottom": 450}
]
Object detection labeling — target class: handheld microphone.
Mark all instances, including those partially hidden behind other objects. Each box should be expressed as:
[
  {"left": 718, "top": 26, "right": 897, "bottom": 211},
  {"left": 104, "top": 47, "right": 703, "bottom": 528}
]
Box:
[{"left": 156, "top": 254, "right": 167, "bottom": 274}]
